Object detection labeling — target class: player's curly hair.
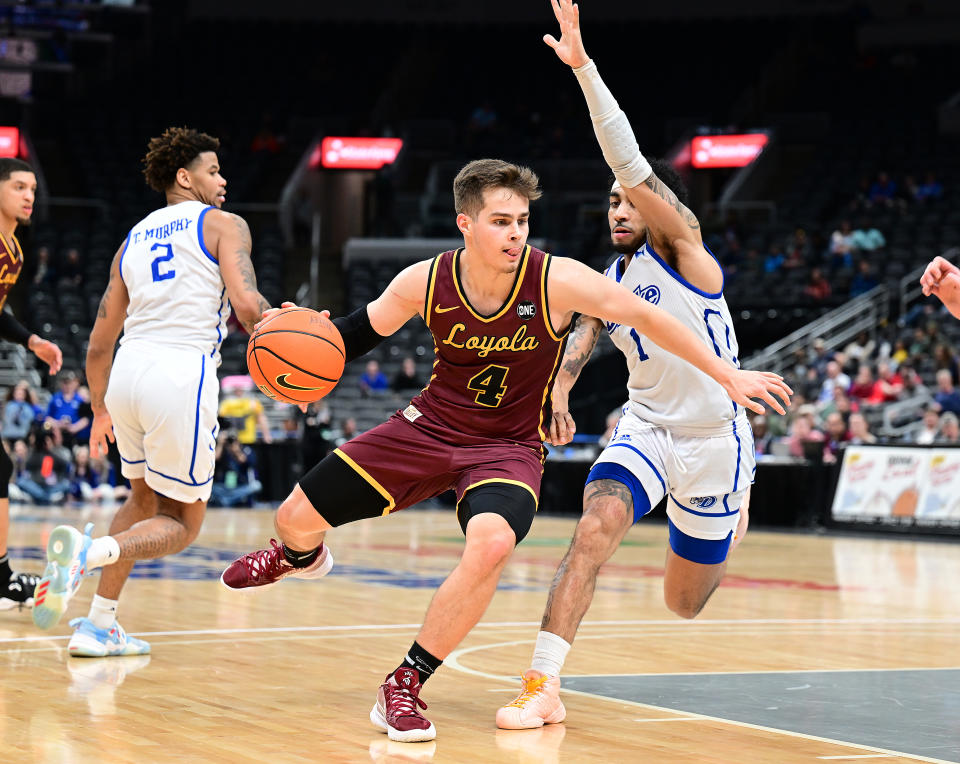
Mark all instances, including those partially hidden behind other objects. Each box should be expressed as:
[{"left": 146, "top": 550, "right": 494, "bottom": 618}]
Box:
[
  {"left": 454, "top": 159, "right": 542, "bottom": 218},
  {"left": 608, "top": 158, "right": 690, "bottom": 207},
  {"left": 142, "top": 127, "right": 220, "bottom": 192}
]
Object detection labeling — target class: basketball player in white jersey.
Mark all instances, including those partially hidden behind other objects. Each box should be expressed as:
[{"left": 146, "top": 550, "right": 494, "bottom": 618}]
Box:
[
  {"left": 32, "top": 127, "right": 272, "bottom": 656},
  {"left": 497, "top": 0, "right": 767, "bottom": 728}
]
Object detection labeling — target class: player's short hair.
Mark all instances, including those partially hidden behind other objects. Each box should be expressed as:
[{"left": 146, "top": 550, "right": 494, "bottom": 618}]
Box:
[
  {"left": 0, "top": 158, "right": 34, "bottom": 182},
  {"left": 608, "top": 158, "right": 690, "bottom": 208},
  {"left": 142, "top": 127, "right": 220, "bottom": 192},
  {"left": 454, "top": 159, "right": 542, "bottom": 218}
]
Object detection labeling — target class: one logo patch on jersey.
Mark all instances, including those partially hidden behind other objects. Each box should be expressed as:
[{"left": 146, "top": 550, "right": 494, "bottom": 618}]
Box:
[
  {"left": 275, "top": 374, "right": 326, "bottom": 392},
  {"left": 690, "top": 496, "right": 717, "bottom": 509},
  {"left": 516, "top": 300, "right": 537, "bottom": 320},
  {"left": 634, "top": 284, "right": 661, "bottom": 304}
]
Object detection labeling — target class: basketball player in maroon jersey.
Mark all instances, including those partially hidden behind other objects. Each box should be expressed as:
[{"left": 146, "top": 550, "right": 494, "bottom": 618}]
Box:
[
  {"left": 0, "top": 158, "right": 63, "bottom": 610},
  {"left": 221, "top": 159, "right": 791, "bottom": 742}
]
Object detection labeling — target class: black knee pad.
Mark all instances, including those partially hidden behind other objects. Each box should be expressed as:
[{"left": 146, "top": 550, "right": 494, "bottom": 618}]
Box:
[
  {"left": 299, "top": 451, "right": 388, "bottom": 527},
  {"left": 457, "top": 482, "right": 537, "bottom": 544},
  {"left": 0, "top": 446, "right": 11, "bottom": 499}
]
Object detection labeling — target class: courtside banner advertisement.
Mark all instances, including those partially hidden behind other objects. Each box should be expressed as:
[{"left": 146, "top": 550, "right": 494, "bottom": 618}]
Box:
[
  {"left": 313, "top": 137, "right": 404, "bottom": 169},
  {"left": 831, "top": 445, "right": 960, "bottom": 530}
]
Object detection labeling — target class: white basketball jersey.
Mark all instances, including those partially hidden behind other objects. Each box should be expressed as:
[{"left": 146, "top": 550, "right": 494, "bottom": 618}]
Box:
[
  {"left": 603, "top": 242, "right": 743, "bottom": 435},
  {"left": 118, "top": 201, "right": 230, "bottom": 363}
]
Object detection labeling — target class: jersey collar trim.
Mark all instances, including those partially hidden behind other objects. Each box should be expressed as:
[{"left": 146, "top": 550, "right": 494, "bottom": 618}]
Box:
[{"left": 642, "top": 242, "right": 724, "bottom": 299}]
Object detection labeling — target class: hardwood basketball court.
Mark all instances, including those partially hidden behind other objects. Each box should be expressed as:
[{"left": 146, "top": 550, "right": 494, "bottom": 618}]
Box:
[{"left": 2, "top": 504, "right": 957, "bottom": 762}]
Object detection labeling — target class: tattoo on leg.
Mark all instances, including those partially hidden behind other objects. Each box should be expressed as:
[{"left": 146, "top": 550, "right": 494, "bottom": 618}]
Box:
[
  {"left": 117, "top": 514, "right": 189, "bottom": 560},
  {"left": 584, "top": 479, "right": 633, "bottom": 508}
]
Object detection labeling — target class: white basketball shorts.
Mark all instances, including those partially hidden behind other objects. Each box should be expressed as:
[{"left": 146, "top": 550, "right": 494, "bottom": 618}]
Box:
[
  {"left": 105, "top": 345, "right": 219, "bottom": 503},
  {"left": 589, "top": 409, "right": 755, "bottom": 542}
]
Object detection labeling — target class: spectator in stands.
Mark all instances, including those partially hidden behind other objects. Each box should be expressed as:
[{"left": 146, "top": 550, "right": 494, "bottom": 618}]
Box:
[
  {"left": 851, "top": 175, "right": 873, "bottom": 211},
  {"left": 875, "top": 361, "right": 904, "bottom": 403},
  {"left": 934, "top": 369, "right": 960, "bottom": 415},
  {"left": 822, "top": 411, "right": 850, "bottom": 464},
  {"left": 809, "top": 336, "right": 832, "bottom": 376},
  {"left": 359, "top": 359, "right": 389, "bottom": 395},
  {"left": 750, "top": 414, "right": 775, "bottom": 456},
  {"left": 890, "top": 339, "right": 909, "bottom": 366},
  {"left": 763, "top": 242, "right": 785, "bottom": 274},
  {"left": 898, "top": 363, "right": 928, "bottom": 398},
  {"left": 915, "top": 171, "right": 943, "bottom": 203},
  {"left": 850, "top": 222, "right": 886, "bottom": 253},
  {"left": 828, "top": 220, "right": 855, "bottom": 270},
  {"left": 210, "top": 431, "right": 262, "bottom": 508},
  {"left": 847, "top": 412, "right": 877, "bottom": 445},
  {"left": 250, "top": 114, "right": 281, "bottom": 154},
  {"left": 6, "top": 439, "right": 30, "bottom": 503},
  {"left": 219, "top": 376, "right": 273, "bottom": 444},
  {"left": 936, "top": 412, "right": 960, "bottom": 444},
  {"left": 850, "top": 364, "right": 885, "bottom": 405},
  {"left": 2, "top": 381, "right": 37, "bottom": 444},
  {"left": 820, "top": 385, "right": 859, "bottom": 422},
  {"left": 59, "top": 248, "right": 83, "bottom": 287},
  {"left": 31, "top": 245, "right": 55, "bottom": 287},
  {"left": 869, "top": 171, "right": 897, "bottom": 206},
  {"left": 849, "top": 260, "right": 879, "bottom": 297},
  {"left": 785, "top": 405, "right": 825, "bottom": 459},
  {"left": 391, "top": 356, "right": 423, "bottom": 393},
  {"left": 16, "top": 428, "right": 71, "bottom": 504},
  {"left": 334, "top": 417, "right": 358, "bottom": 447},
  {"left": 44, "top": 370, "right": 88, "bottom": 448},
  {"left": 909, "top": 405, "right": 941, "bottom": 445},
  {"left": 819, "top": 360, "right": 851, "bottom": 403},
  {"left": 843, "top": 331, "right": 875, "bottom": 367},
  {"left": 803, "top": 267, "right": 831, "bottom": 301},
  {"left": 70, "top": 444, "right": 104, "bottom": 504},
  {"left": 932, "top": 344, "right": 959, "bottom": 385},
  {"left": 298, "top": 400, "right": 333, "bottom": 470}
]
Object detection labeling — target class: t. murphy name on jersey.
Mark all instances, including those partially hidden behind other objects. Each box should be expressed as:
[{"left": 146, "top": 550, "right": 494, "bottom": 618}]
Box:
[
  {"left": 440, "top": 322, "right": 540, "bottom": 358},
  {"left": 130, "top": 216, "right": 194, "bottom": 245}
]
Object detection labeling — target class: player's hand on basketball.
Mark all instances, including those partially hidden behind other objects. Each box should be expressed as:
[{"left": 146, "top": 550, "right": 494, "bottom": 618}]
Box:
[
  {"left": 723, "top": 370, "right": 792, "bottom": 416},
  {"left": 254, "top": 302, "right": 330, "bottom": 331},
  {"left": 28, "top": 336, "right": 62, "bottom": 374},
  {"left": 544, "top": 0, "right": 590, "bottom": 69},
  {"left": 89, "top": 412, "right": 115, "bottom": 458}
]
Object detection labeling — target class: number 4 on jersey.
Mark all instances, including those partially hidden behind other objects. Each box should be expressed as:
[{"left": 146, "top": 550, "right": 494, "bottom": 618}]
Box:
[{"left": 467, "top": 364, "right": 509, "bottom": 407}]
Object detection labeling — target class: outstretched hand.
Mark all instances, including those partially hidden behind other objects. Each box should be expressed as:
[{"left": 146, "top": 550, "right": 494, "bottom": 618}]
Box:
[
  {"left": 89, "top": 411, "right": 115, "bottom": 458},
  {"left": 722, "top": 370, "right": 792, "bottom": 416},
  {"left": 30, "top": 337, "right": 62, "bottom": 375},
  {"left": 920, "top": 256, "right": 960, "bottom": 319},
  {"left": 543, "top": 0, "right": 590, "bottom": 69}
]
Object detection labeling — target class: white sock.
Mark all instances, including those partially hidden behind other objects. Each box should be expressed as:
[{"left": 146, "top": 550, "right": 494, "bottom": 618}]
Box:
[
  {"left": 88, "top": 594, "right": 118, "bottom": 630},
  {"left": 86, "top": 536, "right": 121, "bottom": 569},
  {"left": 530, "top": 631, "right": 571, "bottom": 677}
]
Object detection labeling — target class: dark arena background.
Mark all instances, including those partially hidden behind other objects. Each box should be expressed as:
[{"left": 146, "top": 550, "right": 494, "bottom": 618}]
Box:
[{"left": 1, "top": 1, "right": 958, "bottom": 762}]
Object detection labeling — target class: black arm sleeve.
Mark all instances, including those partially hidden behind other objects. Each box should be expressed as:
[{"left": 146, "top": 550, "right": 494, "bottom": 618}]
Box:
[
  {"left": 332, "top": 305, "right": 386, "bottom": 363},
  {"left": 0, "top": 307, "right": 33, "bottom": 346}
]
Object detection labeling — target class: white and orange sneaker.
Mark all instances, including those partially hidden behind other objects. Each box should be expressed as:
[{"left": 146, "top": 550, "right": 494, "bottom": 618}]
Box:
[{"left": 496, "top": 670, "right": 566, "bottom": 730}]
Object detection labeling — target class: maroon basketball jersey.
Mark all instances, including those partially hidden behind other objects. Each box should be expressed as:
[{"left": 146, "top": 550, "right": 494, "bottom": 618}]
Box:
[
  {"left": 413, "top": 245, "right": 568, "bottom": 446},
  {"left": 0, "top": 232, "right": 23, "bottom": 311}
]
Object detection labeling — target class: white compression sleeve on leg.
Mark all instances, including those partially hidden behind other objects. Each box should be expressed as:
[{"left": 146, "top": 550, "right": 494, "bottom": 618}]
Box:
[
  {"left": 530, "top": 630, "right": 572, "bottom": 677},
  {"left": 572, "top": 59, "right": 652, "bottom": 189}
]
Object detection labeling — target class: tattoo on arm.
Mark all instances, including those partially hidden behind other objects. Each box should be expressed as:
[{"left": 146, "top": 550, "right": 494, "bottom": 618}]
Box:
[
  {"left": 644, "top": 173, "right": 701, "bottom": 231},
  {"left": 97, "top": 278, "right": 114, "bottom": 319},
  {"left": 560, "top": 316, "right": 602, "bottom": 377}
]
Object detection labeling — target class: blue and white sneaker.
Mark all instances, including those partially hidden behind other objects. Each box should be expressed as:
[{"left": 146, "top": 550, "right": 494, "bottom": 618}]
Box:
[
  {"left": 67, "top": 617, "right": 151, "bottom": 657},
  {"left": 32, "top": 522, "right": 94, "bottom": 630}
]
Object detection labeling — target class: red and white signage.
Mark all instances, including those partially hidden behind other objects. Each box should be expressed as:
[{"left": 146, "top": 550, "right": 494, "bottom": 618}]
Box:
[
  {"left": 0, "top": 126, "right": 19, "bottom": 158},
  {"left": 690, "top": 133, "right": 768, "bottom": 168},
  {"left": 314, "top": 137, "right": 403, "bottom": 170}
]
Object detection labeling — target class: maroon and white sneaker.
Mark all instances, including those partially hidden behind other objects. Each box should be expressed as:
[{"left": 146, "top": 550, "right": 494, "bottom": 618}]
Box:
[
  {"left": 220, "top": 539, "right": 333, "bottom": 591},
  {"left": 370, "top": 667, "right": 436, "bottom": 742}
]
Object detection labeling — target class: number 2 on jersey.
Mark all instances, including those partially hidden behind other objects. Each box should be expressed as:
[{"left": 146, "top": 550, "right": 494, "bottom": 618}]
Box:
[
  {"left": 467, "top": 364, "right": 509, "bottom": 407},
  {"left": 150, "top": 242, "right": 176, "bottom": 282}
]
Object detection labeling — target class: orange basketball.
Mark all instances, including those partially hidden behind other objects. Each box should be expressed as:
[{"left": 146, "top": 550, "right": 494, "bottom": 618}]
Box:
[{"left": 246, "top": 307, "right": 345, "bottom": 405}]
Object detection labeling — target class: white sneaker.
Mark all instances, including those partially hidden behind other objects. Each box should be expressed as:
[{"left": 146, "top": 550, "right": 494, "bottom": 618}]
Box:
[
  {"left": 33, "top": 523, "right": 94, "bottom": 630},
  {"left": 68, "top": 617, "right": 151, "bottom": 657},
  {"left": 496, "top": 670, "right": 566, "bottom": 730}
]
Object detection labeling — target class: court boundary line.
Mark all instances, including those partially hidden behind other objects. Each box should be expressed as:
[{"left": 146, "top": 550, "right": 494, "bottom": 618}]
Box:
[{"left": 444, "top": 638, "right": 958, "bottom": 764}]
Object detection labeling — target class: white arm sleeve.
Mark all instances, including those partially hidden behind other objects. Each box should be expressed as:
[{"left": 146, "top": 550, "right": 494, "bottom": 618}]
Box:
[{"left": 573, "top": 60, "right": 652, "bottom": 189}]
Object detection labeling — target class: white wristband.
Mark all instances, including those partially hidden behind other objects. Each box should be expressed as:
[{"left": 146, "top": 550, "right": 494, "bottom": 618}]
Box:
[{"left": 573, "top": 60, "right": 651, "bottom": 188}]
